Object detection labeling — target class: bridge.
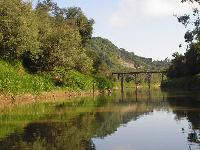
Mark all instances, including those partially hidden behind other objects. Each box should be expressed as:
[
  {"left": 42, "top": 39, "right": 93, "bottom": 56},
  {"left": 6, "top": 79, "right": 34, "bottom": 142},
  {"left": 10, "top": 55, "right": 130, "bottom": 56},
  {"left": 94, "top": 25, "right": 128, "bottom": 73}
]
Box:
[{"left": 112, "top": 70, "right": 167, "bottom": 91}]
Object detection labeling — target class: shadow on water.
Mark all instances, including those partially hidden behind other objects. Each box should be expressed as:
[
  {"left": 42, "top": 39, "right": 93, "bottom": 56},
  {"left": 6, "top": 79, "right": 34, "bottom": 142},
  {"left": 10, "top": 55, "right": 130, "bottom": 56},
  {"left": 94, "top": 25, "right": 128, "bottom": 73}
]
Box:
[{"left": 0, "top": 88, "right": 199, "bottom": 149}]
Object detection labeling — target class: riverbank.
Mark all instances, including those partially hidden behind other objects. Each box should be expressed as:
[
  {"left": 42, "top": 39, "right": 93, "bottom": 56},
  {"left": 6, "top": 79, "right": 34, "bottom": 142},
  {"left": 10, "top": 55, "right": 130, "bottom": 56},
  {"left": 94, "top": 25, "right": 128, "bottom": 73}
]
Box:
[
  {"left": 0, "top": 59, "right": 112, "bottom": 91},
  {"left": 161, "top": 74, "right": 200, "bottom": 90},
  {"left": 0, "top": 89, "right": 102, "bottom": 109},
  {"left": 0, "top": 59, "right": 113, "bottom": 108}
]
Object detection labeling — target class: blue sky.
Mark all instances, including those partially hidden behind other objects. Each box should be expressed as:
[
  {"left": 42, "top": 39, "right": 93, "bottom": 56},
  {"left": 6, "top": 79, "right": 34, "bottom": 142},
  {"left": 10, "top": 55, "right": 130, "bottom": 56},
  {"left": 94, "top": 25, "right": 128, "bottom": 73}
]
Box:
[{"left": 32, "top": 0, "right": 196, "bottom": 60}]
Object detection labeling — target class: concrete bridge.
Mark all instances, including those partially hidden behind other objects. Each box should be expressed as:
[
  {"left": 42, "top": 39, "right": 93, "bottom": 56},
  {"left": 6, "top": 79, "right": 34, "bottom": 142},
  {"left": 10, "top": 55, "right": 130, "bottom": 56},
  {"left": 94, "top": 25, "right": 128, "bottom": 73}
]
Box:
[{"left": 112, "top": 70, "right": 167, "bottom": 91}]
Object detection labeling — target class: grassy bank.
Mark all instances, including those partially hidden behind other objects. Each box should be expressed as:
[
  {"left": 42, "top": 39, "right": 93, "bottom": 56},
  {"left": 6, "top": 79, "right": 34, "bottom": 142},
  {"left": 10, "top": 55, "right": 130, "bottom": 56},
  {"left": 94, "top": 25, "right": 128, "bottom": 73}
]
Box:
[
  {"left": 0, "top": 60, "right": 54, "bottom": 94},
  {"left": 0, "top": 60, "right": 112, "bottom": 95},
  {"left": 161, "top": 74, "right": 200, "bottom": 89}
]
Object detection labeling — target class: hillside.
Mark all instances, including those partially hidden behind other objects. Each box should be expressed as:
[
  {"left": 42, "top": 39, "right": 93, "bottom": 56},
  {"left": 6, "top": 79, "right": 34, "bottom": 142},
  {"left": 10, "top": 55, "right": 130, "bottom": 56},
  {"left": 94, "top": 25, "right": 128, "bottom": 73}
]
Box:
[
  {"left": 86, "top": 37, "right": 170, "bottom": 72},
  {"left": 0, "top": 0, "right": 170, "bottom": 95}
]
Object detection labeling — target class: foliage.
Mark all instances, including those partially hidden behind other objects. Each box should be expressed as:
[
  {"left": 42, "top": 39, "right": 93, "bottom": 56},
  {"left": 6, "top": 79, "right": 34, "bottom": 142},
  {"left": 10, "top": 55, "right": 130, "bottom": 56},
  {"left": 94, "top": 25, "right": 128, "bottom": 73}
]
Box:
[
  {"left": 50, "top": 68, "right": 95, "bottom": 90},
  {"left": 64, "top": 7, "right": 94, "bottom": 46},
  {"left": 95, "top": 75, "right": 113, "bottom": 90},
  {"left": 0, "top": 0, "right": 169, "bottom": 94},
  {"left": 166, "top": 1, "right": 200, "bottom": 80},
  {"left": 85, "top": 37, "right": 118, "bottom": 72},
  {"left": 167, "top": 52, "right": 186, "bottom": 78},
  {"left": 161, "top": 74, "right": 200, "bottom": 89},
  {"left": 0, "top": 60, "right": 114, "bottom": 94},
  {"left": 0, "top": 0, "right": 40, "bottom": 61},
  {"left": 0, "top": 0, "right": 94, "bottom": 74},
  {"left": 86, "top": 37, "right": 169, "bottom": 75},
  {"left": 0, "top": 60, "right": 54, "bottom": 94}
]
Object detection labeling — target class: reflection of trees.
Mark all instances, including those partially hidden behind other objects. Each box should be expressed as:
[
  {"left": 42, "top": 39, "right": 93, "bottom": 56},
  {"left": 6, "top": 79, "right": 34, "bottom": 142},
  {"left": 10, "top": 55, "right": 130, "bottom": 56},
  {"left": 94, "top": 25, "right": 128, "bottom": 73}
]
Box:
[
  {"left": 2, "top": 89, "right": 194, "bottom": 150},
  {"left": 166, "top": 92, "right": 200, "bottom": 146},
  {"left": 0, "top": 109, "right": 152, "bottom": 150},
  {"left": 0, "top": 90, "right": 169, "bottom": 150},
  {"left": 0, "top": 116, "right": 96, "bottom": 150},
  {"left": 0, "top": 111, "right": 146, "bottom": 150}
]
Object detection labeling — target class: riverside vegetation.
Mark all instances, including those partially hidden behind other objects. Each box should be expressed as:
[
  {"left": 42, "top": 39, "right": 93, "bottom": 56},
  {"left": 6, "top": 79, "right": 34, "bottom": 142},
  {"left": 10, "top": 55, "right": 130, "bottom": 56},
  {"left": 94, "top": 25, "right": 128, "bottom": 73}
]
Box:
[
  {"left": 161, "top": 0, "right": 200, "bottom": 89},
  {"left": 0, "top": 0, "right": 169, "bottom": 96}
]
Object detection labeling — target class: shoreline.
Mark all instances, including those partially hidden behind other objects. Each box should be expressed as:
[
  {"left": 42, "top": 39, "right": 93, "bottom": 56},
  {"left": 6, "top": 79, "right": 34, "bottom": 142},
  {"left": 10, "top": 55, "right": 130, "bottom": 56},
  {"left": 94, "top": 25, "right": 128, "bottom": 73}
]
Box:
[
  {"left": 0, "top": 90, "right": 100, "bottom": 109},
  {"left": 0, "top": 84, "right": 162, "bottom": 109}
]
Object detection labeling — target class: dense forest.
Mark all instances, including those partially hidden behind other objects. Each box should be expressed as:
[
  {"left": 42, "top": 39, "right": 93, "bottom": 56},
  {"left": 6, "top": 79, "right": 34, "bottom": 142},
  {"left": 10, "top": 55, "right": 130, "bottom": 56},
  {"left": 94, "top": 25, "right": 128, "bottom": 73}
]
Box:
[
  {"left": 0, "top": 0, "right": 169, "bottom": 94},
  {"left": 162, "top": 0, "right": 200, "bottom": 89}
]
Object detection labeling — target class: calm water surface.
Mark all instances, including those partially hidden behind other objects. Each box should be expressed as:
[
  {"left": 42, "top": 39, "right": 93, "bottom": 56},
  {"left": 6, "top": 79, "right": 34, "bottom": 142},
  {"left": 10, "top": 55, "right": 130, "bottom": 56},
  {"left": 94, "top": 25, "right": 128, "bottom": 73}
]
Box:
[{"left": 0, "top": 88, "right": 199, "bottom": 150}]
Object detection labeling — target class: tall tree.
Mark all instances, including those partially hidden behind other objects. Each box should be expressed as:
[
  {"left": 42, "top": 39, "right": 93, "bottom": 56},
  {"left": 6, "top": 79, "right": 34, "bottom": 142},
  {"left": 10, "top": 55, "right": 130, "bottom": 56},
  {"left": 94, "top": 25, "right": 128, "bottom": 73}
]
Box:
[
  {"left": 65, "top": 7, "right": 94, "bottom": 46},
  {"left": 166, "top": 0, "right": 200, "bottom": 78},
  {"left": 0, "top": 0, "right": 40, "bottom": 61}
]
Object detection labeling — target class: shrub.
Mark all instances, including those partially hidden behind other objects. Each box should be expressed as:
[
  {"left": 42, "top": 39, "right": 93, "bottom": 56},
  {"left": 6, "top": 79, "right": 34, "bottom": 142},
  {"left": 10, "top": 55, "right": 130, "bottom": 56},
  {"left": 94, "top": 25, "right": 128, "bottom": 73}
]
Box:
[
  {"left": 50, "top": 68, "right": 95, "bottom": 90},
  {"left": 95, "top": 75, "right": 113, "bottom": 90}
]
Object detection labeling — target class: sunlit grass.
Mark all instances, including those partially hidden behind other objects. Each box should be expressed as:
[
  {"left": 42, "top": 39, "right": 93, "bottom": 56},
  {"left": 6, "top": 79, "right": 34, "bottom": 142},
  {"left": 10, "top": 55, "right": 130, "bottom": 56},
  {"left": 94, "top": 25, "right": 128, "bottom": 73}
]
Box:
[{"left": 0, "top": 60, "right": 54, "bottom": 95}]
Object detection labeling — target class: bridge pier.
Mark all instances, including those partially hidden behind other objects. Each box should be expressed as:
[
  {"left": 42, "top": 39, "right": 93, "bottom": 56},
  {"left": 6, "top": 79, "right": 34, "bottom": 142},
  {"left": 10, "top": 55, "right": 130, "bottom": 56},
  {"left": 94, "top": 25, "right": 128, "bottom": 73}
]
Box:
[
  {"left": 133, "top": 73, "right": 139, "bottom": 88},
  {"left": 146, "top": 73, "right": 152, "bottom": 89},
  {"left": 120, "top": 74, "right": 124, "bottom": 93}
]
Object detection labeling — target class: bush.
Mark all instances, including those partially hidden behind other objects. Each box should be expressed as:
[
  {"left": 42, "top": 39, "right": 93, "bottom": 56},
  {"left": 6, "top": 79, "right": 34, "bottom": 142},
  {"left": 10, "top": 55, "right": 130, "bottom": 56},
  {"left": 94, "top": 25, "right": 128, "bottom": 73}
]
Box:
[
  {"left": 161, "top": 74, "right": 200, "bottom": 90},
  {"left": 51, "top": 68, "right": 95, "bottom": 90},
  {"left": 95, "top": 75, "right": 113, "bottom": 90}
]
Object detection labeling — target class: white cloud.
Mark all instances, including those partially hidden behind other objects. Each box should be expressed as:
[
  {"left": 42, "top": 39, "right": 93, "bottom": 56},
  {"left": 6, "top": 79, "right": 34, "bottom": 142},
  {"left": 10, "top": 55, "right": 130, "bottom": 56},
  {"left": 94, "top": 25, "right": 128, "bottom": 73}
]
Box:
[{"left": 110, "top": 0, "right": 196, "bottom": 27}]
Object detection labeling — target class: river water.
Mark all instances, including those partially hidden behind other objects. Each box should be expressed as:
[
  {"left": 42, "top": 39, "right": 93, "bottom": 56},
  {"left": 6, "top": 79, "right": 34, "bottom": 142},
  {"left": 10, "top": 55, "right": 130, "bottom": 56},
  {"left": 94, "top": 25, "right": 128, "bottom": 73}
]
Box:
[{"left": 0, "top": 88, "right": 199, "bottom": 150}]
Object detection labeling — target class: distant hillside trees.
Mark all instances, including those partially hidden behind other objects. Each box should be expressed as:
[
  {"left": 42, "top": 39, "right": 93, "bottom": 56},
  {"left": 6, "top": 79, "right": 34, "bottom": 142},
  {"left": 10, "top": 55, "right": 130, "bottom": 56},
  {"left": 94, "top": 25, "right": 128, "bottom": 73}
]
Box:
[{"left": 86, "top": 37, "right": 169, "bottom": 76}]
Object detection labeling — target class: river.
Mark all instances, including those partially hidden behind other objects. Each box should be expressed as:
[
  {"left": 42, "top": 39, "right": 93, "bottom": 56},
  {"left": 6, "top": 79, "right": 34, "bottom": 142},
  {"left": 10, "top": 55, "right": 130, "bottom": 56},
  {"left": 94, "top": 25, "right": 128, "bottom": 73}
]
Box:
[{"left": 0, "top": 88, "right": 199, "bottom": 150}]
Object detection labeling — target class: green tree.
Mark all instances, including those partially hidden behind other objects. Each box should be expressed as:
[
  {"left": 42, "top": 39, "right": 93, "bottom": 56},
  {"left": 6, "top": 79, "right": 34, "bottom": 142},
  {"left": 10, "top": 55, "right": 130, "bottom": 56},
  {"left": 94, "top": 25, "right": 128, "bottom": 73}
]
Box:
[
  {"left": 23, "top": 1, "right": 94, "bottom": 73},
  {"left": 167, "top": 53, "right": 185, "bottom": 78},
  {"left": 65, "top": 7, "right": 94, "bottom": 46},
  {"left": 97, "top": 63, "right": 111, "bottom": 77},
  {"left": 166, "top": 0, "right": 200, "bottom": 78},
  {"left": 0, "top": 0, "right": 40, "bottom": 61},
  {"left": 185, "top": 44, "right": 200, "bottom": 75}
]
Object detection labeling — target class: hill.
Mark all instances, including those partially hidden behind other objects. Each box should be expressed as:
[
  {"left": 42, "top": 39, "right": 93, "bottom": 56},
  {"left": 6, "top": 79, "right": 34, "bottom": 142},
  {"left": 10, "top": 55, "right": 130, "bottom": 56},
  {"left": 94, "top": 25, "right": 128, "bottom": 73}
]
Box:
[{"left": 86, "top": 37, "right": 170, "bottom": 72}]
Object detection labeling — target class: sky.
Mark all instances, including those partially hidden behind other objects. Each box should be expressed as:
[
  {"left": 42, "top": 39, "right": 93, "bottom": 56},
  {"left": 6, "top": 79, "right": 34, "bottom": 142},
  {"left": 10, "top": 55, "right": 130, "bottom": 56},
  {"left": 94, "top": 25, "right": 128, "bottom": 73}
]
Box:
[{"left": 32, "top": 0, "right": 197, "bottom": 60}]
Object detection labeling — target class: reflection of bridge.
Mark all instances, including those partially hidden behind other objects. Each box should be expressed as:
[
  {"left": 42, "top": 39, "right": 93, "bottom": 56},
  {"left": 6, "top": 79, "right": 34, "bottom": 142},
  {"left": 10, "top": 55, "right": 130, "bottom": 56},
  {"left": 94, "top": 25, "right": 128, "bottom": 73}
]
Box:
[{"left": 112, "top": 70, "right": 167, "bottom": 91}]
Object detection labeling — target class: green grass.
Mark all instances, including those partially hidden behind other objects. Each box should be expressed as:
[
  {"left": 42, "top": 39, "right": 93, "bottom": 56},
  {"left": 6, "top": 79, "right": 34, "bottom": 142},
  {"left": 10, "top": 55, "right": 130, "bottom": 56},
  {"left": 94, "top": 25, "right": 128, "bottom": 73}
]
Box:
[
  {"left": 0, "top": 60, "right": 54, "bottom": 95},
  {"left": 61, "top": 70, "right": 96, "bottom": 91},
  {"left": 0, "top": 60, "right": 113, "bottom": 95}
]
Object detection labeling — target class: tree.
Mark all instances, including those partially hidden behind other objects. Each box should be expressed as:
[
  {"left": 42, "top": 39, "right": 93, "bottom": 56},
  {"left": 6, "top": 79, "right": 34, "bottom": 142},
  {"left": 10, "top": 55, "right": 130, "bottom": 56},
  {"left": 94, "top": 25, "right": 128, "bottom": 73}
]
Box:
[
  {"left": 178, "top": 1, "right": 200, "bottom": 43},
  {"left": 0, "top": 0, "right": 40, "bottom": 61},
  {"left": 185, "top": 43, "right": 200, "bottom": 75},
  {"left": 74, "top": 51, "right": 93, "bottom": 73},
  {"left": 97, "top": 63, "right": 111, "bottom": 77},
  {"left": 22, "top": 1, "right": 94, "bottom": 73},
  {"left": 65, "top": 7, "right": 94, "bottom": 46},
  {"left": 166, "top": 0, "right": 200, "bottom": 78},
  {"left": 167, "top": 53, "right": 185, "bottom": 78}
]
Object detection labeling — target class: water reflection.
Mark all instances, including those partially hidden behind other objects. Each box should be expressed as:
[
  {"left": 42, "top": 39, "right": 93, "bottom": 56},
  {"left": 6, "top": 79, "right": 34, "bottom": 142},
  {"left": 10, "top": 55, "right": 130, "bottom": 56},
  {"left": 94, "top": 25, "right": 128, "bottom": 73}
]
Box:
[
  {"left": 0, "top": 88, "right": 199, "bottom": 150},
  {"left": 165, "top": 91, "right": 200, "bottom": 147}
]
